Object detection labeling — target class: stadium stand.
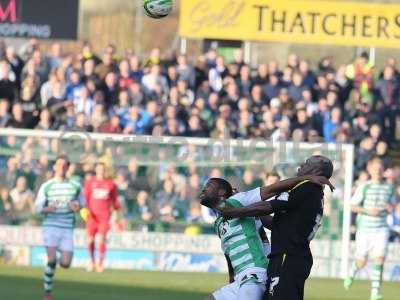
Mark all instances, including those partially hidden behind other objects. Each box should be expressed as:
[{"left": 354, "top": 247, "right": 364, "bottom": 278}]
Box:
[{"left": 0, "top": 40, "right": 399, "bottom": 240}]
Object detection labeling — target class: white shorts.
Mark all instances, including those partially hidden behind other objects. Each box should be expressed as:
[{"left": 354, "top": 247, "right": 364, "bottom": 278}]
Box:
[
  {"left": 213, "top": 268, "right": 267, "bottom": 300},
  {"left": 43, "top": 227, "right": 74, "bottom": 252},
  {"left": 355, "top": 229, "right": 389, "bottom": 260}
]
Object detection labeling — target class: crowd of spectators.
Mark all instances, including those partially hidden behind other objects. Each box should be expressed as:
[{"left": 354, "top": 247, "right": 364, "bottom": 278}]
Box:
[{"left": 0, "top": 39, "right": 399, "bottom": 237}]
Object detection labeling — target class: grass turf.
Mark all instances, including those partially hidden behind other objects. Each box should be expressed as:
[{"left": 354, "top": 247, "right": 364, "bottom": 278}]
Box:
[{"left": 0, "top": 265, "right": 398, "bottom": 300}]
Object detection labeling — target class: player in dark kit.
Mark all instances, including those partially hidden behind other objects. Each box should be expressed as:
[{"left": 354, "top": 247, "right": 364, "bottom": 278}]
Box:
[{"left": 221, "top": 155, "right": 334, "bottom": 300}]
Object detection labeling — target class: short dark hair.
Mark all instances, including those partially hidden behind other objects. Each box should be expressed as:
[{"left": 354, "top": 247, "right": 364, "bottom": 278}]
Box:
[
  {"left": 306, "top": 155, "right": 333, "bottom": 179},
  {"left": 208, "top": 178, "right": 233, "bottom": 198},
  {"left": 200, "top": 178, "right": 233, "bottom": 208},
  {"left": 55, "top": 154, "right": 70, "bottom": 167},
  {"left": 268, "top": 172, "right": 280, "bottom": 180},
  {"left": 314, "top": 155, "right": 333, "bottom": 179}
]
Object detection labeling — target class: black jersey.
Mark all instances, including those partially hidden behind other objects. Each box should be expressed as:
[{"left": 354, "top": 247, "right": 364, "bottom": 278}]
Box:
[{"left": 269, "top": 181, "right": 324, "bottom": 257}]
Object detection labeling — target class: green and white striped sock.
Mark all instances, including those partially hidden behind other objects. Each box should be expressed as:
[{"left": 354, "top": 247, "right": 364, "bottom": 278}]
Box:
[
  {"left": 43, "top": 261, "right": 56, "bottom": 294},
  {"left": 371, "top": 264, "right": 383, "bottom": 297}
]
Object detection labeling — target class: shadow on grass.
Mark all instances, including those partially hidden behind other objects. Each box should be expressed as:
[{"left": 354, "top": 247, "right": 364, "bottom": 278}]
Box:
[{"left": 0, "top": 274, "right": 207, "bottom": 300}]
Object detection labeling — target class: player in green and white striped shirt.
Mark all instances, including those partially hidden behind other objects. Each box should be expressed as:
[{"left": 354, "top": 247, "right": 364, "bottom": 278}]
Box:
[
  {"left": 344, "top": 157, "right": 395, "bottom": 300},
  {"left": 200, "top": 175, "right": 329, "bottom": 300},
  {"left": 35, "top": 155, "right": 83, "bottom": 300}
]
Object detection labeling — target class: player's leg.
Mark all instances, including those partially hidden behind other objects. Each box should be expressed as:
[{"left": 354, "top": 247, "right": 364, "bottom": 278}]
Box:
[
  {"left": 97, "top": 220, "right": 110, "bottom": 272},
  {"left": 237, "top": 272, "right": 267, "bottom": 300},
  {"left": 211, "top": 281, "right": 238, "bottom": 300},
  {"left": 86, "top": 217, "right": 97, "bottom": 272},
  {"left": 369, "top": 230, "right": 389, "bottom": 300},
  {"left": 59, "top": 228, "right": 74, "bottom": 268},
  {"left": 59, "top": 251, "right": 73, "bottom": 268},
  {"left": 266, "top": 254, "right": 311, "bottom": 300},
  {"left": 344, "top": 230, "right": 369, "bottom": 290},
  {"left": 42, "top": 227, "right": 60, "bottom": 300},
  {"left": 43, "top": 247, "right": 57, "bottom": 300}
]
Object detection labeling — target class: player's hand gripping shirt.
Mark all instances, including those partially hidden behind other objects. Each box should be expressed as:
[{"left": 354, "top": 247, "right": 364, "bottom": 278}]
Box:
[
  {"left": 214, "top": 188, "right": 268, "bottom": 275},
  {"left": 35, "top": 178, "right": 83, "bottom": 229}
]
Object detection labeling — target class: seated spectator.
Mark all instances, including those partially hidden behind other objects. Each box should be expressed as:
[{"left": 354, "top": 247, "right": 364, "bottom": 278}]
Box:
[
  {"left": 118, "top": 59, "right": 134, "bottom": 90},
  {"left": 0, "top": 60, "right": 17, "bottom": 102},
  {"left": 35, "top": 109, "right": 54, "bottom": 130},
  {"left": 0, "top": 188, "right": 14, "bottom": 224},
  {"left": 7, "top": 103, "right": 30, "bottom": 128},
  {"left": 288, "top": 72, "right": 305, "bottom": 102},
  {"left": 133, "top": 190, "right": 153, "bottom": 222},
  {"left": 73, "top": 86, "right": 94, "bottom": 116},
  {"left": 65, "top": 70, "right": 83, "bottom": 100},
  {"left": 0, "top": 98, "right": 10, "bottom": 127},
  {"left": 9, "top": 176, "right": 34, "bottom": 221},
  {"left": 323, "top": 107, "right": 342, "bottom": 142},
  {"left": 291, "top": 108, "right": 312, "bottom": 136},
  {"left": 95, "top": 52, "right": 117, "bottom": 80},
  {"left": 123, "top": 105, "right": 151, "bottom": 134},
  {"left": 99, "top": 115, "right": 122, "bottom": 134},
  {"left": 142, "top": 64, "right": 168, "bottom": 96},
  {"left": 176, "top": 54, "right": 195, "bottom": 88}
]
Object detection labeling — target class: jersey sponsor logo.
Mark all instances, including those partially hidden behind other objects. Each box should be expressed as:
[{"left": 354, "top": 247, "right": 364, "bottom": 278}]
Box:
[{"left": 92, "top": 188, "right": 110, "bottom": 200}]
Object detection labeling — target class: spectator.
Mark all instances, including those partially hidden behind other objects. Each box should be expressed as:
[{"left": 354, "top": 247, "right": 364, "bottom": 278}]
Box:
[
  {"left": 118, "top": 59, "right": 134, "bottom": 90},
  {"left": 5, "top": 46, "right": 24, "bottom": 89},
  {"left": 0, "top": 60, "right": 16, "bottom": 102},
  {"left": 176, "top": 54, "right": 195, "bottom": 88},
  {"left": 142, "top": 64, "right": 168, "bottom": 96},
  {"left": 0, "top": 98, "right": 10, "bottom": 127},
  {"left": 133, "top": 190, "right": 153, "bottom": 222},
  {"left": 323, "top": 107, "right": 342, "bottom": 143},
  {"left": 95, "top": 52, "right": 117, "bottom": 80},
  {"left": 9, "top": 176, "right": 34, "bottom": 221}
]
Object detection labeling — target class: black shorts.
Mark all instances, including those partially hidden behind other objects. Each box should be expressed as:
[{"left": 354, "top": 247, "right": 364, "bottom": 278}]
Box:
[{"left": 264, "top": 253, "right": 313, "bottom": 300}]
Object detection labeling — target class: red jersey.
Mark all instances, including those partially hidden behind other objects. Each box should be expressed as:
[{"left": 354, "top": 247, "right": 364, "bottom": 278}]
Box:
[{"left": 84, "top": 177, "right": 120, "bottom": 220}]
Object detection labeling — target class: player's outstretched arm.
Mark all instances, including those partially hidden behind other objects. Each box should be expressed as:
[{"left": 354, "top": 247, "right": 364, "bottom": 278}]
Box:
[
  {"left": 221, "top": 201, "right": 274, "bottom": 219},
  {"left": 260, "top": 175, "right": 334, "bottom": 200}
]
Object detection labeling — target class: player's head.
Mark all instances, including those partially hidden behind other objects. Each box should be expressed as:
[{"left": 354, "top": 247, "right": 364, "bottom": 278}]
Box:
[
  {"left": 367, "top": 156, "right": 384, "bottom": 181},
  {"left": 297, "top": 155, "right": 333, "bottom": 179},
  {"left": 265, "top": 172, "right": 281, "bottom": 185},
  {"left": 199, "top": 178, "right": 233, "bottom": 209},
  {"left": 53, "top": 155, "right": 70, "bottom": 178},
  {"left": 95, "top": 162, "right": 106, "bottom": 179}
]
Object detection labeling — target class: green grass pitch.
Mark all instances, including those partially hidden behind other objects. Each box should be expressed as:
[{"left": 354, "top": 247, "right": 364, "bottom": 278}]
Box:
[{"left": 0, "top": 265, "right": 398, "bottom": 300}]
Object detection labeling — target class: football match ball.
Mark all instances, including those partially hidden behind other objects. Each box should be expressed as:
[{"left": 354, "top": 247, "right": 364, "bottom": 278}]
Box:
[{"left": 143, "top": 0, "right": 173, "bottom": 19}]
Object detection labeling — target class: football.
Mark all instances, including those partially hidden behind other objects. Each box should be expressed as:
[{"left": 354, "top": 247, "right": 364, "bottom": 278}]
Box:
[{"left": 143, "top": 0, "right": 173, "bottom": 19}]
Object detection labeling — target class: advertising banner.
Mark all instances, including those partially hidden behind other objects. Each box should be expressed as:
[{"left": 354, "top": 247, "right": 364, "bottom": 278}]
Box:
[
  {"left": 1, "top": 226, "right": 399, "bottom": 280},
  {"left": 180, "top": 0, "right": 400, "bottom": 48},
  {"left": 31, "top": 247, "right": 155, "bottom": 270},
  {"left": 158, "top": 252, "right": 227, "bottom": 273},
  {"left": 0, "top": 0, "right": 79, "bottom": 39}
]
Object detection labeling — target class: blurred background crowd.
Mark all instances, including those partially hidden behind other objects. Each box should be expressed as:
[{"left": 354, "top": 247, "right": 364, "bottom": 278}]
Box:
[{"left": 0, "top": 39, "right": 399, "bottom": 240}]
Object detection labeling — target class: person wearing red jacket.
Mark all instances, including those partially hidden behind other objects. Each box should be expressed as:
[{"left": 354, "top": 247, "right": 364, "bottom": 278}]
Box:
[{"left": 84, "top": 162, "right": 120, "bottom": 272}]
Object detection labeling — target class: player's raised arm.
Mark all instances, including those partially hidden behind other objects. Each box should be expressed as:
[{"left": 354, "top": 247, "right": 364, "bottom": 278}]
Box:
[
  {"left": 260, "top": 175, "right": 333, "bottom": 200},
  {"left": 221, "top": 175, "right": 333, "bottom": 219}
]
